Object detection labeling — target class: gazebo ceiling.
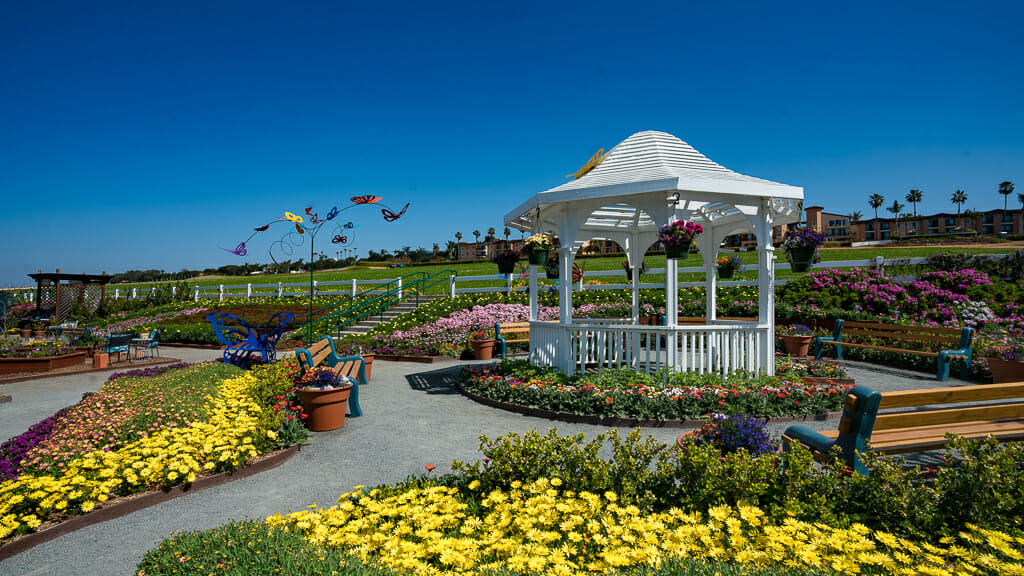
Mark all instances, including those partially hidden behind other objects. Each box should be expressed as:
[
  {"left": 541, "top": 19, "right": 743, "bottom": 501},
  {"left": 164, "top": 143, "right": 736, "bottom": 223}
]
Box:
[{"left": 505, "top": 130, "right": 803, "bottom": 236}]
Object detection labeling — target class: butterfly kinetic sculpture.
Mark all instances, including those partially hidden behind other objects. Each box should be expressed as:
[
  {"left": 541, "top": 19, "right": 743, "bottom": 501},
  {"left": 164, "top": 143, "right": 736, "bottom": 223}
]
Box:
[{"left": 221, "top": 196, "right": 410, "bottom": 268}]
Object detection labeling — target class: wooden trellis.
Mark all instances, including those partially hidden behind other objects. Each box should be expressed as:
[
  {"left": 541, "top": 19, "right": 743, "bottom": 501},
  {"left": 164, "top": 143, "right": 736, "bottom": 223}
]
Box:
[{"left": 28, "top": 269, "right": 112, "bottom": 323}]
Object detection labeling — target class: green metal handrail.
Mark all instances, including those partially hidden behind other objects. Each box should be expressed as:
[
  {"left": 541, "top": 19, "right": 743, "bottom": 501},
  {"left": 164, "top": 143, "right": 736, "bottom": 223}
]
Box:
[{"left": 294, "top": 272, "right": 431, "bottom": 343}]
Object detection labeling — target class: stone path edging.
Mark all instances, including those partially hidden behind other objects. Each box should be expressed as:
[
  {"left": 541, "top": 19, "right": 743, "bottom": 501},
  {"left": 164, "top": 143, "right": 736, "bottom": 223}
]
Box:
[
  {"left": 0, "top": 357, "right": 183, "bottom": 385},
  {"left": 0, "top": 445, "right": 299, "bottom": 561}
]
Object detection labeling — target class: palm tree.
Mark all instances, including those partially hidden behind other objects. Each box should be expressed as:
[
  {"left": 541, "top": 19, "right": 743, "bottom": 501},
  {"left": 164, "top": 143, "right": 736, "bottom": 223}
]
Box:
[
  {"left": 848, "top": 210, "right": 863, "bottom": 221},
  {"left": 999, "top": 181, "right": 1015, "bottom": 232},
  {"left": 503, "top": 227, "right": 511, "bottom": 243},
  {"left": 887, "top": 200, "right": 905, "bottom": 235},
  {"left": 446, "top": 240, "right": 458, "bottom": 260},
  {"left": 951, "top": 190, "right": 967, "bottom": 216},
  {"left": 906, "top": 189, "right": 923, "bottom": 217},
  {"left": 487, "top": 227, "right": 496, "bottom": 242},
  {"left": 473, "top": 230, "right": 481, "bottom": 245},
  {"left": 962, "top": 209, "right": 979, "bottom": 232},
  {"left": 868, "top": 194, "right": 885, "bottom": 220}
]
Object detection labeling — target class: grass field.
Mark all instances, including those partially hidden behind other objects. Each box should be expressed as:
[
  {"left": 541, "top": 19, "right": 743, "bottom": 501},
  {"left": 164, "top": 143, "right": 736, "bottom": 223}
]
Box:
[{"left": 7, "top": 242, "right": 1020, "bottom": 297}]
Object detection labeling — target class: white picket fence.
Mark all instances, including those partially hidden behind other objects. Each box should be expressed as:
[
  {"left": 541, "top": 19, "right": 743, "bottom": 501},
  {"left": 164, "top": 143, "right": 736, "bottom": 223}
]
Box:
[{"left": 3, "top": 253, "right": 1011, "bottom": 304}]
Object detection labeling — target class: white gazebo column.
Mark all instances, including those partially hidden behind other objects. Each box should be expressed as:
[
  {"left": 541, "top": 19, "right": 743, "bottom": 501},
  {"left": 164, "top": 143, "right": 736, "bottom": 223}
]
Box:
[
  {"left": 630, "top": 231, "right": 641, "bottom": 323},
  {"left": 529, "top": 264, "right": 538, "bottom": 321},
  {"left": 755, "top": 199, "right": 776, "bottom": 376},
  {"left": 700, "top": 233, "right": 717, "bottom": 322},
  {"left": 557, "top": 245, "right": 575, "bottom": 375}
]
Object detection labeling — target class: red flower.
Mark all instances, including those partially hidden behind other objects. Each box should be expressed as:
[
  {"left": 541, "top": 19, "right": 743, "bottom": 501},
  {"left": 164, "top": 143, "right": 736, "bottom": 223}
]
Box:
[
  {"left": 425, "top": 464, "right": 436, "bottom": 472},
  {"left": 605, "top": 397, "right": 613, "bottom": 404}
]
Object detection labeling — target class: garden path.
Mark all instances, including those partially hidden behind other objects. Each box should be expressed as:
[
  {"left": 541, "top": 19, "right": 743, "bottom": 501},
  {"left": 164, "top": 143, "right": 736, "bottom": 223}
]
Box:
[{"left": 0, "top": 351, "right": 948, "bottom": 576}]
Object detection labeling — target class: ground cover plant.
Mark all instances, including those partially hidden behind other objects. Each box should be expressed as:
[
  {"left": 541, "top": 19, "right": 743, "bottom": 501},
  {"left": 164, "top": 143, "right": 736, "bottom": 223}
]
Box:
[
  {"left": 139, "top": 429, "right": 1024, "bottom": 575},
  {"left": 0, "top": 341, "right": 77, "bottom": 358},
  {"left": 459, "top": 359, "right": 851, "bottom": 420},
  {"left": 0, "top": 360, "right": 306, "bottom": 545}
]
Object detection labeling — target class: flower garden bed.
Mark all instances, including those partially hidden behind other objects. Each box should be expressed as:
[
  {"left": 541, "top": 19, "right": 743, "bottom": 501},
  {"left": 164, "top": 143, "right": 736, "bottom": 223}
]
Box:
[
  {"left": 459, "top": 358, "right": 853, "bottom": 422},
  {"left": 0, "top": 352, "right": 87, "bottom": 375},
  {"left": 0, "top": 361, "right": 308, "bottom": 553}
]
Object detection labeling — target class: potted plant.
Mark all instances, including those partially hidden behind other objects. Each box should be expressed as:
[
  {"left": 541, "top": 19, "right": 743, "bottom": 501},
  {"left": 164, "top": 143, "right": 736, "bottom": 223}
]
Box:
[
  {"left": 621, "top": 259, "right": 648, "bottom": 282},
  {"left": 777, "top": 324, "right": 814, "bottom": 357},
  {"left": 987, "top": 341, "right": 1024, "bottom": 383},
  {"left": 336, "top": 334, "right": 376, "bottom": 380},
  {"left": 467, "top": 330, "right": 495, "bottom": 360},
  {"left": 677, "top": 414, "right": 777, "bottom": 457},
  {"left": 781, "top": 228, "right": 827, "bottom": 273},
  {"left": 658, "top": 220, "right": 704, "bottom": 259},
  {"left": 32, "top": 321, "right": 48, "bottom": 338},
  {"left": 294, "top": 367, "right": 355, "bottom": 431},
  {"left": 491, "top": 250, "right": 520, "bottom": 274},
  {"left": 523, "top": 233, "right": 554, "bottom": 265},
  {"left": 716, "top": 254, "right": 743, "bottom": 279}
]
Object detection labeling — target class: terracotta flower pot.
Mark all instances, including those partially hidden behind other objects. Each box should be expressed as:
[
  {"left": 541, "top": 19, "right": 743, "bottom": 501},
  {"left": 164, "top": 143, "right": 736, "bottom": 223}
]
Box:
[
  {"left": 362, "top": 353, "right": 374, "bottom": 381},
  {"left": 988, "top": 358, "right": 1024, "bottom": 383},
  {"left": 33, "top": 330, "right": 47, "bottom": 338},
  {"left": 665, "top": 242, "right": 691, "bottom": 259},
  {"left": 19, "top": 329, "right": 32, "bottom": 338},
  {"left": 93, "top": 353, "right": 109, "bottom": 369},
  {"left": 297, "top": 385, "right": 353, "bottom": 432},
  {"left": 780, "top": 335, "right": 813, "bottom": 357},
  {"left": 469, "top": 339, "right": 495, "bottom": 360}
]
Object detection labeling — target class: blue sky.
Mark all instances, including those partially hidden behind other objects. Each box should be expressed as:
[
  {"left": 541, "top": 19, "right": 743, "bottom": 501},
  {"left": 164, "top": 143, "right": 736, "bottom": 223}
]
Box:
[{"left": 2, "top": 1, "right": 1022, "bottom": 287}]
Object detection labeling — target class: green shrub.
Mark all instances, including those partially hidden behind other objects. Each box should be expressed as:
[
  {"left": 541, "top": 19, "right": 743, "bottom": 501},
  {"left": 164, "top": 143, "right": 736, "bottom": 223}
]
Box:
[{"left": 156, "top": 322, "right": 220, "bottom": 345}]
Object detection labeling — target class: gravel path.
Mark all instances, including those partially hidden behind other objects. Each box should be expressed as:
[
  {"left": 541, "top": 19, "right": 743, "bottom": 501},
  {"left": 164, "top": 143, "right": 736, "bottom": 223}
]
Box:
[{"left": 0, "top": 351, "right": 958, "bottom": 575}]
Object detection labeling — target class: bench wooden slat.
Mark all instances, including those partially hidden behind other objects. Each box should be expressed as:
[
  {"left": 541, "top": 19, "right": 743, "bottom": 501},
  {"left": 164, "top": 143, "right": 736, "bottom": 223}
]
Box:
[
  {"left": 311, "top": 347, "right": 333, "bottom": 367},
  {"left": 842, "top": 321, "right": 963, "bottom": 336},
  {"left": 879, "top": 382, "right": 1024, "bottom": 408},
  {"left": 874, "top": 403, "right": 1024, "bottom": 430},
  {"left": 819, "top": 340, "right": 939, "bottom": 357},
  {"left": 839, "top": 328, "right": 957, "bottom": 345},
  {"left": 332, "top": 360, "right": 358, "bottom": 378},
  {"left": 869, "top": 420, "right": 1024, "bottom": 453}
]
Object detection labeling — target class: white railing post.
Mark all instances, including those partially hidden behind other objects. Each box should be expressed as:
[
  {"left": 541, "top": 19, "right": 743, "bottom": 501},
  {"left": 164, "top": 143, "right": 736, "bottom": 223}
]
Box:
[
  {"left": 131, "top": 288, "right": 137, "bottom": 299},
  {"left": 312, "top": 280, "right": 318, "bottom": 299},
  {"left": 277, "top": 282, "right": 283, "bottom": 298},
  {"left": 351, "top": 279, "right": 357, "bottom": 298},
  {"left": 218, "top": 285, "right": 224, "bottom": 302},
  {"left": 194, "top": 286, "right": 200, "bottom": 301},
  {"left": 397, "top": 278, "right": 403, "bottom": 300},
  {"left": 114, "top": 289, "right": 120, "bottom": 300},
  {"left": 874, "top": 255, "right": 885, "bottom": 275},
  {"left": 171, "top": 286, "right": 177, "bottom": 298},
  {"left": 246, "top": 283, "right": 252, "bottom": 300},
  {"left": 507, "top": 273, "right": 512, "bottom": 295},
  {"left": 450, "top": 274, "right": 456, "bottom": 298}
]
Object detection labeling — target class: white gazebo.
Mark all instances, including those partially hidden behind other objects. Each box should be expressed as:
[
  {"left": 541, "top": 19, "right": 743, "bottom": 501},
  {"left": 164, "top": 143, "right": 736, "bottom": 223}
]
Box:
[{"left": 504, "top": 130, "right": 803, "bottom": 376}]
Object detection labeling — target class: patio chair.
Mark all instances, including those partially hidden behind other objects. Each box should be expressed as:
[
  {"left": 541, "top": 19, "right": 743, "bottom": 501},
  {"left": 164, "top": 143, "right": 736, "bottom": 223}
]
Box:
[
  {"left": 98, "top": 334, "right": 133, "bottom": 363},
  {"left": 131, "top": 329, "right": 161, "bottom": 361}
]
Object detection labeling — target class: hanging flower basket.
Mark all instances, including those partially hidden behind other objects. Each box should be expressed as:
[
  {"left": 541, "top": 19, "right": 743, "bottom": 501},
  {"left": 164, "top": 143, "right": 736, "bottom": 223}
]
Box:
[
  {"left": 787, "top": 246, "right": 816, "bottom": 273},
  {"left": 716, "top": 254, "right": 742, "bottom": 279},
  {"left": 659, "top": 220, "right": 703, "bottom": 260},
  {"left": 718, "top": 268, "right": 735, "bottom": 280},
  {"left": 523, "top": 233, "right": 554, "bottom": 265},
  {"left": 665, "top": 242, "right": 691, "bottom": 259},
  {"left": 491, "top": 250, "right": 519, "bottom": 274},
  {"left": 781, "top": 228, "right": 827, "bottom": 274}
]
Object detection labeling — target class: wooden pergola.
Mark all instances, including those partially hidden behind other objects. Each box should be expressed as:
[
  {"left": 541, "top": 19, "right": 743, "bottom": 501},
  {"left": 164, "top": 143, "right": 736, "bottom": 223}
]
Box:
[
  {"left": 504, "top": 130, "right": 803, "bottom": 376},
  {"left": 28, "top": 269, "right": 112, "bottom": 322}
]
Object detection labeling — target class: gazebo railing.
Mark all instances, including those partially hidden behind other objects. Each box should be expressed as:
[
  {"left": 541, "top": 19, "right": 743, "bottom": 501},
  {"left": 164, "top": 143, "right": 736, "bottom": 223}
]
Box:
[{"left": 530, "top": 320, "right": 767, "bottom": 376}]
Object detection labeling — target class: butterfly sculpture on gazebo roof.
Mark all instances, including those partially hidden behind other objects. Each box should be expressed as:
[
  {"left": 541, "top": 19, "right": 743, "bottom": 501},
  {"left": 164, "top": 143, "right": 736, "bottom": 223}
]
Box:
[{"left": 221, "top": 195, "right": 409, "bottom": 269}]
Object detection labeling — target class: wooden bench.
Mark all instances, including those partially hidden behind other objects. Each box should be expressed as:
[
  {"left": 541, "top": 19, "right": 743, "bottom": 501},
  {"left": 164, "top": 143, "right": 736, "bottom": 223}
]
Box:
[
  {"left": 783, "top": 382, "right": 1024, "bottom": 474},
  {"left": 815, "top": 319, "right": 974, "bottom": 381},
  {"left": 95, "top": 334, "right": 133, "bottom": 363},
  {"left": 494, "top": 322, "right": 531, "bottom": 359},
  {"left": 294, "top": 336, "right": 364, "bottom": 417}
]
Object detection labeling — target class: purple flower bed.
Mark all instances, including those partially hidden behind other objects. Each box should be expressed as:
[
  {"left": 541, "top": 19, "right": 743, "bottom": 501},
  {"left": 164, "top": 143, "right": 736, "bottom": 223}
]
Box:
[
  {"left": 0, "top": 406, "right": 72, "bottom": 481},
  {"left": 108, "top": 362, "right": 193, "bottom": 381}
]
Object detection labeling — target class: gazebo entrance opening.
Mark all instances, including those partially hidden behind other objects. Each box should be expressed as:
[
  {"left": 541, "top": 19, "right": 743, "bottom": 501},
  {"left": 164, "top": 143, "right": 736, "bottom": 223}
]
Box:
[
  {"left": 505, "top": 131, "right": 803, "bottom": 377},
  {"left": 28, "top": 269, "right": 113, "bottom": 323}
]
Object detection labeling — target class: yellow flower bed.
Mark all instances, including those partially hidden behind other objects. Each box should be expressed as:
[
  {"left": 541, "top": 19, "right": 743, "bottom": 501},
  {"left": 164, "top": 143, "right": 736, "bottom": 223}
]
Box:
[
  {"left": 268, "top": 478, "right": 1024, "bottom": 576},
  {"left": 0, "top": 371, "right": 275, "bottom": 542}
]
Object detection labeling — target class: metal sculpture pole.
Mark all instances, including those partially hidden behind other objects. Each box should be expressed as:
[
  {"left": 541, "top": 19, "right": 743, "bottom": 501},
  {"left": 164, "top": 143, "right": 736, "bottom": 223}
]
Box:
[{"left": 221, "top": 195, "right": 409, "bottom": 344}]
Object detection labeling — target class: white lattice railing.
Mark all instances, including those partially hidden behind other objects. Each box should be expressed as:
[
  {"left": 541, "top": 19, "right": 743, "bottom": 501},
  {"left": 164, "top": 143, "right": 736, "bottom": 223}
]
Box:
[{"left": 530, "top": 320, "right": 768, "bottom": 376}]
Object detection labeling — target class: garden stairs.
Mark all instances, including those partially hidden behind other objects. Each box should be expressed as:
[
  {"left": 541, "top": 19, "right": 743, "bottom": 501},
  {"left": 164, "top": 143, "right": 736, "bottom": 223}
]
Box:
[{"left": 333, "top": 294, "right": 446, "bottom": 336}]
